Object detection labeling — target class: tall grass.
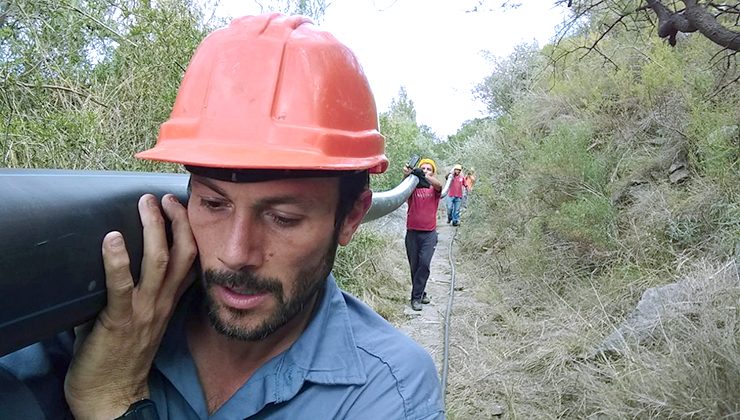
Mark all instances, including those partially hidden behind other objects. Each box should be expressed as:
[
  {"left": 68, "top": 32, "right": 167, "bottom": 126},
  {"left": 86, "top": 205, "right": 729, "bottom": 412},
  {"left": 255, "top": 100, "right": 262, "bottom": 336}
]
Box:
[{"left": 334, "top": 228, "right": 408, "bottom": 322}]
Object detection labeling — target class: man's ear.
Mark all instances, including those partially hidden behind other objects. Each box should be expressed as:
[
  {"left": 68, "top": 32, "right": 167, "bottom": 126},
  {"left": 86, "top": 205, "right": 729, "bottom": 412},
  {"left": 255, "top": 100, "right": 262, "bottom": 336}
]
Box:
[{"left": 337, "top": 189, "right": 372, "bottom": 246}]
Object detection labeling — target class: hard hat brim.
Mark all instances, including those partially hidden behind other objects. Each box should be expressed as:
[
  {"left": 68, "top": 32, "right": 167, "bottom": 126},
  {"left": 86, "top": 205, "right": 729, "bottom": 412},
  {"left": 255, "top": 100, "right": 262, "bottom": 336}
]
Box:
[{"left": 136, "top": 141, "right": 388, "bottom": 174}]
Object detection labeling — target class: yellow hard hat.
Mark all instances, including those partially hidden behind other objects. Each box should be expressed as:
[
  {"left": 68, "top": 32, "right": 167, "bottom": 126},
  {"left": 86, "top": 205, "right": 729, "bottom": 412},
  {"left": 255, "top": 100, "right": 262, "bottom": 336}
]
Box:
[{"left": 418, "top": 158, "right": 437, "bottom": 174}]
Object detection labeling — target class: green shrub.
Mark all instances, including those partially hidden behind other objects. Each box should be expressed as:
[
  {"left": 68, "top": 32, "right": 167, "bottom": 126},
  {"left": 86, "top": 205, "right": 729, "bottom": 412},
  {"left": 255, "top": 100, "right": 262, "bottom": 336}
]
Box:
[
  {"left": 334, "top": 229, "right": 406, "bottom": 322},
  {"left": 547, "top": 194, "right": 616, "bottom": 249},
  {"left": 334, "top": 229, "right": 385, "bottom": 292},
  {"left": 526, "top": 121, "right": 608, "bottom": 202},
  {"left": 640, "top": 39, "right": 686, "bottom": 100},
  {"left": 690, "top": 104, "right": 739, "bottom": 183}
]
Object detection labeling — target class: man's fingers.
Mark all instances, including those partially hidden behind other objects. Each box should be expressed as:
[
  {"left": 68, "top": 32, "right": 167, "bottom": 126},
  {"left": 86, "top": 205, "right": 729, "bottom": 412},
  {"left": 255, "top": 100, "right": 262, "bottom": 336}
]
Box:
[
  {"left": 138, "top": 194, "right": 169, "bottom": 301},
  {"left": 160, "top": 194, "right": 197, "bottom": 300},
  {"left": 101, "top": 231, "right": 134, "bottom": 323},
  {"left": 132, "top": 194, "right": 195, "bottom": 312}
]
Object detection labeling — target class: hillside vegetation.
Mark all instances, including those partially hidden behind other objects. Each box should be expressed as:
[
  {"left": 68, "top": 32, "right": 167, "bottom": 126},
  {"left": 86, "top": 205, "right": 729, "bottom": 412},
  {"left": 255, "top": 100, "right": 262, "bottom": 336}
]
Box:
[{"left": 442, "top": 20, "right": 739, "bottom": 419}]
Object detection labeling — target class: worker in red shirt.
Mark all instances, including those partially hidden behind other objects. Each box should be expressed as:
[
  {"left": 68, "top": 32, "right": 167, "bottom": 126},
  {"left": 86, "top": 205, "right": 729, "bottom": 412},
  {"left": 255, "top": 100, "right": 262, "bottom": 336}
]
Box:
[
  {"left": 462, "top": 168, "right": 476, "bottom": 208},
  {"left": 446, "top": 164, "right": 465, "bottom": 226},
  {"left": 402, "top": 158, "right": 443, "bottom": 311}
]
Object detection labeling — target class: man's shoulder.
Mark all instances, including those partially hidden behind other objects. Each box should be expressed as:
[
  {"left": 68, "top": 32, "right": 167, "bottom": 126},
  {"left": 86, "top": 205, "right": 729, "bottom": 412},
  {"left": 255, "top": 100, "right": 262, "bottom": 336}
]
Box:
[
  {"left": 339, "top": 292, "right": 443, "bottom": 419},
  {"left": 341, "top": 291, "right": 428, "bottom": 357}
]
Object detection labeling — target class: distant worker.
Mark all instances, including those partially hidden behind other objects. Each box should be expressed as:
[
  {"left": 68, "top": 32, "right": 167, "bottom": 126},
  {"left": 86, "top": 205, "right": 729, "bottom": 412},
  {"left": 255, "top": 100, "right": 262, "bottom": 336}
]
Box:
[
  {"left": 446, "top": 163, "right": 465, "bottom": 226},
  {"left": 463, "top": 167, "right": 476, "bottom": 208},
  {"left": 403, "top": 158, "right": 443, "bottom": 311},
  {"left": 0, "top": 14, "right": 444, "bottom": 419}
]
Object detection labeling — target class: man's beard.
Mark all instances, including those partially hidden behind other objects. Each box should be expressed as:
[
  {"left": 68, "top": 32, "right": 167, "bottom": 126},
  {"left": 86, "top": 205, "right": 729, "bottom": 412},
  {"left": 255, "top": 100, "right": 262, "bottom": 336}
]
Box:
[{"left": 201, "top": 239, "right": 338, "bottom": 341}]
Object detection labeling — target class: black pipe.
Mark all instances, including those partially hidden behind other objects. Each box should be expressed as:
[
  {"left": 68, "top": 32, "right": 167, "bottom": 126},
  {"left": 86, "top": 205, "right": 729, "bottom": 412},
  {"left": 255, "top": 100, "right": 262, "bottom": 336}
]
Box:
[
  {"left": 0, "top": 168, "right": 419, "bottom": 357},
  {"left": 0, "top": 169, "right": 189, "bottom": 356}
]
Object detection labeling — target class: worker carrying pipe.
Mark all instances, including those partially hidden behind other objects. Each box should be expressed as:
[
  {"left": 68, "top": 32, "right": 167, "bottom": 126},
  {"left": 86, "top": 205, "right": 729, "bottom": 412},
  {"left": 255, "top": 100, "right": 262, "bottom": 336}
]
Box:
[{"left": 0, "top": 14, "right": 444, "bottom": 419}]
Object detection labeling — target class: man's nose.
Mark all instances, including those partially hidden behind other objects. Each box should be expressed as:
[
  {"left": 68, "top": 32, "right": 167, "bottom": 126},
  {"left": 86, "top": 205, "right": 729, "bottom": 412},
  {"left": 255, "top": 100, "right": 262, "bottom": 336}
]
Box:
[{"left": 218, "top": 213, "right": 264, "bottom": 271}]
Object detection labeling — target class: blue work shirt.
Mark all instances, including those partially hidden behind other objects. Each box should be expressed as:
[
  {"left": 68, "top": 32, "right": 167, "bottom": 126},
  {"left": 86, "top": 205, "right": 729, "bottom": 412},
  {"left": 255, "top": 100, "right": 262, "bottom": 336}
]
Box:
[{"left": 0, "top": 274, "right": 444, "bottom": 419}]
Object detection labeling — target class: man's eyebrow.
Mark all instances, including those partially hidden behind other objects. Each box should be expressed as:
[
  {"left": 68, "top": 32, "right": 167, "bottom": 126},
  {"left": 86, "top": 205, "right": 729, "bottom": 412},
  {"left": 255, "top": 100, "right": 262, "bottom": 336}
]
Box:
[{"left": 191, "top": 175, "right": 229, "bottom": 197}]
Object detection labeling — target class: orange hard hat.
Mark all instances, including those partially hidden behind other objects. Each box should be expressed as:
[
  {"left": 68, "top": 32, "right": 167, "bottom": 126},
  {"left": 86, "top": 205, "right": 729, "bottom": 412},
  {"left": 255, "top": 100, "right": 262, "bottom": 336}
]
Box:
[{"left": 136, "top": 13, "right": 388, "bottom": 173}]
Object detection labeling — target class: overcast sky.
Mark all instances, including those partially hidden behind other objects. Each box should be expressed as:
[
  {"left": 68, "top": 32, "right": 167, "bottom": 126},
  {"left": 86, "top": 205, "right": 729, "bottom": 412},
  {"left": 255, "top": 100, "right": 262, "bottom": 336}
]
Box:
[{"left": 210, "top": 0, "right": 566, "bottom": 137}]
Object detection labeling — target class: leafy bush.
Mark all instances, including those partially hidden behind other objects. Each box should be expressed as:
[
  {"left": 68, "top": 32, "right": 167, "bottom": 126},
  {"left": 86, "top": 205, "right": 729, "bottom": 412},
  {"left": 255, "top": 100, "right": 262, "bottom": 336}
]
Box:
[
  {"left": 334, "top": 229, "right": 406, "bottom": 322},
  {"left": 526, "top": 121, "right": 607, "bottom": 198},
  {"left": 0, "top": 0, "right": 214, "bottom": 172},
  {"left": 547, "top": 194, "right": 616, "bottom": 249}
]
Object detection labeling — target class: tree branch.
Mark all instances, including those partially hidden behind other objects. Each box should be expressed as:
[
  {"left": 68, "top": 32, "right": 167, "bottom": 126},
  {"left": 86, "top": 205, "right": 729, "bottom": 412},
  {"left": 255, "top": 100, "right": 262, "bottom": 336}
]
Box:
[
  {"left": 707, "top": 71, "right": 740, "bottom": 100},
  {"left": 683, "top": 0, "right": 740, "bottom": 50},
  {"left": 583, "top": 12, "right": 627, "bottom": 55}
]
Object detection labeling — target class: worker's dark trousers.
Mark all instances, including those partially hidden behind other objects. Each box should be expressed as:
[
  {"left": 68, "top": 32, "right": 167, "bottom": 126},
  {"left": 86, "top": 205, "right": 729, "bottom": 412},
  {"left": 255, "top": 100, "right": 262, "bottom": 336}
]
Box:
[{"left": 405, "top": 229, "right": 438, "bottom": 301}]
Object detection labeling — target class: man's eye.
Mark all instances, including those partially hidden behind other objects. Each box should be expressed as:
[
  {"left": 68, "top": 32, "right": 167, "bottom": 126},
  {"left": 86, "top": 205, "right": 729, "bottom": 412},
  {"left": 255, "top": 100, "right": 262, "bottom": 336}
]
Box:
[
  {"left": 270, "top": 213, "right": 300, "bottom": 227},
  {"left": 200, "top": 198, "right": 226, "bottom": 210}
]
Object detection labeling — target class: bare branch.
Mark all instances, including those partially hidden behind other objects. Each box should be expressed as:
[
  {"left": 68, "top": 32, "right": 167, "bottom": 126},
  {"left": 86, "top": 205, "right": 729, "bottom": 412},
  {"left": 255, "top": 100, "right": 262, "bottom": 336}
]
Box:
[
  {"left": 683, "top": 0, "right": 740, "bottom": 50},
  {"left": 610, "top": 0, "right": 740, "bottom": 50},
  {"left": 583, "top": 12, "right": 627, "bottom": 55},
  {"left": 590, "top": 45, "right": 620, "bottom": 69},
  {"left": 62, "top": 1, "right": 138, "bottom": 47},
  {"left": 707, "top": 72, "right": 740, "bottom": 100},
  {"left": 707, "top": 2, "right": 740, "bottom": 14}
]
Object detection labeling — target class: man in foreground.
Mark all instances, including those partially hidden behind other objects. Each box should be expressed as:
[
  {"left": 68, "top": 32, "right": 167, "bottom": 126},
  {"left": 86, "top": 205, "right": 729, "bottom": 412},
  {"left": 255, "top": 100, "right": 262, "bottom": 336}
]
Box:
[{"left": 0, "top": 13, "right": 443, "bottom": 419}]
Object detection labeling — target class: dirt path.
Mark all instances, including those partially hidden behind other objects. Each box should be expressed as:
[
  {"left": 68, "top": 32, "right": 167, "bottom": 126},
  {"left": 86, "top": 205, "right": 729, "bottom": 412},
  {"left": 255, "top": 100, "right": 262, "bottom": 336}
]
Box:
[
  {"left": 363, "top": 204, "right": 455, "bottom": 372},
  {"left": 366, "top": 205, "right": 504, "bottom": 419},
  {"left": 395, "top": 219, "right": 455, "bottom": 372}
]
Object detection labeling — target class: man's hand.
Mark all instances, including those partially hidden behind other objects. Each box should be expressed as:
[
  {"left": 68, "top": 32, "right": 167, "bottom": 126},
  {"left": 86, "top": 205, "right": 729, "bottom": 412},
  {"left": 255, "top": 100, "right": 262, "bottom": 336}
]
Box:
[
  {"left": 64, "top": 194, "right": 197, "bottom": 419},
  {"left": 402, "top": 164, "right": 413, "bottom": 177},
  {"left": 411, "top": 168, "right": 431, "bottom": 188}
]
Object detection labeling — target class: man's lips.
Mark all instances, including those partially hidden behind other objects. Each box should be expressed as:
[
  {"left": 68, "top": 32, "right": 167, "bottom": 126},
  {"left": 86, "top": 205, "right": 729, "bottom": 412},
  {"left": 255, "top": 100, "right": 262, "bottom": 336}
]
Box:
[{"left": 214, "top": 284, "right": 270, "bottom": 310}]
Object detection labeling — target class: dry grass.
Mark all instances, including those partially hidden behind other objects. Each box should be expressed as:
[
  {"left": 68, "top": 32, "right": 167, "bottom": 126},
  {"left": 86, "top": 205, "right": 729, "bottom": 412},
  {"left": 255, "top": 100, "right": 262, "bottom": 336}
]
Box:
[{"left": 445, "top": 236, "right": 739, "bottom": 419}]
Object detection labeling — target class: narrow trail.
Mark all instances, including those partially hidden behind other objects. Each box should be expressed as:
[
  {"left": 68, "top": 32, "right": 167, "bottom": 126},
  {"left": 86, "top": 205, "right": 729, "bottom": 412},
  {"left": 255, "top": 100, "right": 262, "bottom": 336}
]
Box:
[
  {"left": 396, "top": 220, "right": 455, "bottom": 374},
  {"left": 363, "top": 202, "right": 505, "bottom": 417},
  {"left": 369, "top": 204, "right": 506, "bottom": 418},
  {"left": 363, "top": 204, "right": 456, "bottom": 374}
]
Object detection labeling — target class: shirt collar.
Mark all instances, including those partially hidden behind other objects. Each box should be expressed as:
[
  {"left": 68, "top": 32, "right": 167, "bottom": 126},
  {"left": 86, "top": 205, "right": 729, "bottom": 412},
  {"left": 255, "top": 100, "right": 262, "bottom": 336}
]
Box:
[{"left": 280, "top": 273, "right": 366, "bottom": 386}]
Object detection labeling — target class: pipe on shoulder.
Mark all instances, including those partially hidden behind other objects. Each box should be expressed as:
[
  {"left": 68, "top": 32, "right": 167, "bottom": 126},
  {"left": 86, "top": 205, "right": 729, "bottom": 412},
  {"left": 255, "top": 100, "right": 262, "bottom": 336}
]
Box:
[{"left": 0, "top": 169, "right": 418, "bottom": 356}]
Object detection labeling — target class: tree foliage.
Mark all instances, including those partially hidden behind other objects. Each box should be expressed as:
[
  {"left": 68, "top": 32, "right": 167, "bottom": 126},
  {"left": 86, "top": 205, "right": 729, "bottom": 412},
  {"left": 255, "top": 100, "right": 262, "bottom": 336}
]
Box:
[
  {"left": 372, "top": 87, "right": 438, "bottom": 191},
  {"left": 252, "top": 0, "right": 330, "bottom": 22},
  {"left": 1, "top": 0, "right": 215, "bottom": 171},
  {"left": 473, "top": 42, "right": 542, "bottom": 117}
]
